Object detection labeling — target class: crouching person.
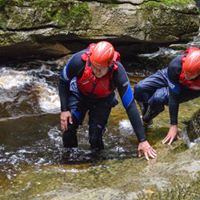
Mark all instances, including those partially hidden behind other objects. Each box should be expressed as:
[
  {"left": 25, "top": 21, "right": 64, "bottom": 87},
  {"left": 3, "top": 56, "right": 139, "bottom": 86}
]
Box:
[{"left": 134, "top": 47, "right": 200, "bottom": 145}]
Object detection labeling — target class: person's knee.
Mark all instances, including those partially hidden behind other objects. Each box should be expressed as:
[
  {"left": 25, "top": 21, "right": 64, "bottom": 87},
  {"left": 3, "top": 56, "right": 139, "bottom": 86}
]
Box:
[
  {"left": 134, "top": 83, "right": 142, "bottom": 95},
  {"left": 149, "top": 92, "right": 165, "bottom": 108},
  {"left": 134, "top": 83, "right": 145, "bottom": 101}
]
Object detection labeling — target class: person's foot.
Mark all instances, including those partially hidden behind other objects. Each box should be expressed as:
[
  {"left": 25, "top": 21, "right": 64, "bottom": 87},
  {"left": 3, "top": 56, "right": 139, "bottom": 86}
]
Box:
[
  {"left": 143, "top": 119, "right": 153, "bottom": 129},
  {"left": 61, "top": 147, "right": 79, "bottom": 163},
  {"left": 142, "top": 105, "right": 164, "bottom": 124},
  {"left": 139, "top": 115, "right": 153, "bottom": 132}
]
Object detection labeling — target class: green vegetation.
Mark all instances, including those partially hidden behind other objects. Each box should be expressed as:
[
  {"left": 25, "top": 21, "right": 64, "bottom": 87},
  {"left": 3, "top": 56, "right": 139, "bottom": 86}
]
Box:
[
  {"left": 65, "top": 2, "right": 91, "bottom": 28},
  {"left": 3, "top": 0, "right": 92, "bottom": 29},
  {"left": 137, "top": 174, "right": 200, "bottom": 200},
  {"left": 33, "top": 1, "right": 92, "bottom": 28},
  {"left": 0, "top": 0, "right": 7, "bottom": 10},
  {"left": 0, "top": 17, "right": 7, "bottom": 30},
  {"left": 159, "top": 0, "right": 195, "bottom": 6},
  {"left": 144, "top": 0, "right": 195, "bottom": 7}
]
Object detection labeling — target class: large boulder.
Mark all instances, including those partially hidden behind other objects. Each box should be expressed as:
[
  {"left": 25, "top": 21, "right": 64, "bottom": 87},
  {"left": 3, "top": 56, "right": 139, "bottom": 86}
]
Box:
[{"left": 0, "top": 0, "right": 199, "bottom": 60}]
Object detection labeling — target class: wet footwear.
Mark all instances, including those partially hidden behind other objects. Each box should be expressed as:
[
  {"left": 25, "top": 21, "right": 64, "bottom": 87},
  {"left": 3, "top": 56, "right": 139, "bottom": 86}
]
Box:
[
  {"left": 143, "top": 120, "right": 153, "bottom": 129},
  {"left": 138, "top": 102, "right": 153, "bottom": 128},
  {"left": 142, "top": 105, "right": 164, "bottom": 124}
]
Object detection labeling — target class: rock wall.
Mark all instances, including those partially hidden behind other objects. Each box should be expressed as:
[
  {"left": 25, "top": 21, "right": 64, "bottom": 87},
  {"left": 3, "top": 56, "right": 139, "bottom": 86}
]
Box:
[{"left": 0, "top": 0, "right": 199, "bottom": 62}]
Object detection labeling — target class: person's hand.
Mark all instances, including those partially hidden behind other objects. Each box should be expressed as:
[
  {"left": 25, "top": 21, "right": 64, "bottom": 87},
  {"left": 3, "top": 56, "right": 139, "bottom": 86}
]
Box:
[
  {"left": 138, "top": 141, "right": 157, "bottom": 161},
  {"left": 162, "top": 125, "right": 178, "bottom": 145},
  {"left": 60, "top": 111, "right": 73, "bottom": 131}
]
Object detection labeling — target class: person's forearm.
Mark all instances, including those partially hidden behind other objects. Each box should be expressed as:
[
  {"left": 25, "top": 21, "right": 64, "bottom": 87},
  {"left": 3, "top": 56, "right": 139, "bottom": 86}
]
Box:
[
  {"left": 169, "top": 92, "right": 179, "bottom": 125},
  {"left": 126, "top": 101, "right": 147, "bottom": 142},
  {"left": 58, "top": 79, "right": 70, "bottom": 112}
]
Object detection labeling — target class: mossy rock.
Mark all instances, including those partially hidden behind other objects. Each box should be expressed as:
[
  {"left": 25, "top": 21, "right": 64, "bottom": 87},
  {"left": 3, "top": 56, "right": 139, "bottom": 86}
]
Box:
[
  {"left": 141, "top": 0, "right": 199, "bottom": 42},
  {"left": 144, "top": 0, "right": 196, "bottom": 7}
]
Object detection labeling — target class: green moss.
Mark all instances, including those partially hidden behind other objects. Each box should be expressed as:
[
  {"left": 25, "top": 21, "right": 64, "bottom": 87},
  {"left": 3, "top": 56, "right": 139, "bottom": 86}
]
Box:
[
  {"left": 33, "top": 0, "right": 59, "bottom": 7},
  {"left": 147, "top": 127, "right": 168, "bottom": 145},
  {"left": 172, "top": 141, "right": 188, "bottom": 153},
  {"left": 144, "top": 0, "right": 195, "bottom": 7},
  {"left": 0, "top": 0, "right": 7, "bottom": 10},
  {"left": 60, "top": 2, "right": 91, "bottom": 28},
  {"left": 0, "top": 13, "right": 7, "bottom": 30},
  {"left": 160, "top": 0, "right": 195, "bottom": 6},
  {"left": 33, "top": 1, "right": 91, "bottom": 29},
  {"left": 98, "top": 0, "right": 118, "bottom": 2}
]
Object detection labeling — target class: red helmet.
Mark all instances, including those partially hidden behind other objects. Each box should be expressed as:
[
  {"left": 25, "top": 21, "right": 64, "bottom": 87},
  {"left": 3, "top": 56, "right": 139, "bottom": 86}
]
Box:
[
  {"left": 90, "top": 41, "right": 114, "bottom": 68},
  {"left": 182, "top": 48, "right": 200, "bottom": 79}
]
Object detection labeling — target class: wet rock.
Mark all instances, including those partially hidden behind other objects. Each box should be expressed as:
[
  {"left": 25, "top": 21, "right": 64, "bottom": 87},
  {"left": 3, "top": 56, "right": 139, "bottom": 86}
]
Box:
[
  {"left": 0, "top": 0, "right": 199, "bottom": 62},
  {"left": 185, "top": 109, "right": 200, "bottom": 144}
]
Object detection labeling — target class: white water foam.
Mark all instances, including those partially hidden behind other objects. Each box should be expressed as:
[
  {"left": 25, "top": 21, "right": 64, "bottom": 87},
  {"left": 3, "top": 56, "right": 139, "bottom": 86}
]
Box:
[
  {"left": 0, "top": 67, "right": 60, "bottom": 114},
  {"left": 119, "top": 119, "right": 133, "bottom": 136},
  {"left": 34, "top": 81, "right": 60, "bottom": 113},
  {"left": 0, "top": 68, "right": 33, "bottom": 90},
  {"left": 48, "top": 127, "right": 62, "bottom": 147}
]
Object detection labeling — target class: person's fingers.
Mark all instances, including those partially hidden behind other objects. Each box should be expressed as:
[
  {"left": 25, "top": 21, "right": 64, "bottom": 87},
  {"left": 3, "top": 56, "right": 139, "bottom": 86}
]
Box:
[
  {"left": 162, "top": 138, "right": 166, "bottom": 144},
  {"left": 138, "top": 150, "right": 142, "bottom": 158},
  {"left": 168, "top": 136, "right": 175, "bottom": 145},
  {"left": 148, "top": 150, "right": 157, "bottom": 159},
  {"left": 69, "top": 116, "right": 73, "bottom": 124},
  {"left": 149, "top": 149, "right": 157, "bottom": 157},
  {"left": 162, "top": 136, "right": 170, "bottom": 144},
  {"left": 61, "top": 123, "right": 64, "bottom": 131},
  {"left": 151, "top": 148, "right": 157, "bottom": 155},
  {"left": 65, "top": 121, "right": 68, "bottom": 130},
  {"left": 144, "top": 152, "right": 149, "bottom": 161},
  {"left": 152, "top": 151, "right": 157, "bottom": 157},
  {"left": 61, "top": 119, "right": 68, "bottom": 131},
  {"left": 61, "top": 123, "right": 66, "bottom": 131},
  {"left": 61, "top": 125, "right": 66, "bottom": 131}
]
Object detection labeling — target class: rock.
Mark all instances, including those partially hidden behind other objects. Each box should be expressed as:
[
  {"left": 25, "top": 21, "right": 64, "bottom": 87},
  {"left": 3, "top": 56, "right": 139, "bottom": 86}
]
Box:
[{"left": 0, "top": 0, "right": 199, "bottom": 63}]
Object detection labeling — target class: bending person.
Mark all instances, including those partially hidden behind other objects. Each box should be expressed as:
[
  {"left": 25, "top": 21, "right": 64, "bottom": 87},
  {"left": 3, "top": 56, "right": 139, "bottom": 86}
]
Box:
[
  {"left": 134, "top": 47, "right": 200, "bottom": 145},
  {"left": 58, "top": 41, "right": 156, "bottom": 160}
]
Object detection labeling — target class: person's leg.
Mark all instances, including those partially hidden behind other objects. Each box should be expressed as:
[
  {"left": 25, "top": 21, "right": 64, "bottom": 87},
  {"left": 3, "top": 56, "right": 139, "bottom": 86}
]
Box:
[
  {"left": 62, "top": 92, "right": 87, "bottom": 148},
  {"left": 143, "top": 87, "right": 200, "bottom": 124},
  {"left": 88, "top": 96, "right": 116, "bottom": 151},
  {"left": 134, "top": 68, "right": 169, "bottom": 119},
  {"left": 143, "top": 87, "right": 169, "bottom": 123},
  {"left": 62, "top": 118, "right": 79, "bottom": 148}
]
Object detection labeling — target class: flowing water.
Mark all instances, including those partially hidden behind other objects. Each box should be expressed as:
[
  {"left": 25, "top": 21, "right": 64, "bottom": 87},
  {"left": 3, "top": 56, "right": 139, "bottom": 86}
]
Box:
[{"left": 0, "top": 61, "right": 200, "bottom": 200}]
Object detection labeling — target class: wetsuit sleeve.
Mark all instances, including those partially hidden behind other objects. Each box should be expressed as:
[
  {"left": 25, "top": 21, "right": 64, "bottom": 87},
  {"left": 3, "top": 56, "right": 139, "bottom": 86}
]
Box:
[
  {"left": 113, "top": 62, "right": 147, "bottom": 142},
  {"left": 168, "top": 90, "right": 179, "bottom": 124},
  {"left": 167, "top": 55, "right": 183, "bottom": 125},
  {"left": 167, "top": 55, "right": 183, "bottom": 84},
  {"left": 59, "top": 50, "right": 85, "bottom": 112}
]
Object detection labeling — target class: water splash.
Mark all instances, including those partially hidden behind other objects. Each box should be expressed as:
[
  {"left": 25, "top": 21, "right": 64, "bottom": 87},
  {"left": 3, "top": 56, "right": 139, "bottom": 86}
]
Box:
[
  {"left": 119, "top": 119, "right": 133, "bottom": 136},
  {"left": 0, "top": 66, "right": 60, "bottom": 115},
  {"left": 33, "top": 81, "right": 60, "bottom": 113},
  {"left": 0, "top": 68, "right": 33, "bottom": 90}
]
